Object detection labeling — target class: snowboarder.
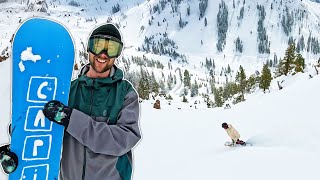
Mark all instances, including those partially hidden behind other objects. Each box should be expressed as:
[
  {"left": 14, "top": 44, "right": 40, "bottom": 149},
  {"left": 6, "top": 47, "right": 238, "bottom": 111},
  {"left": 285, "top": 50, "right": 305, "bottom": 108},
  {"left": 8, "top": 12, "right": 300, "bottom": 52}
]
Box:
[{"left": 222, "top": 122, "right": 246, "bottom": 146}]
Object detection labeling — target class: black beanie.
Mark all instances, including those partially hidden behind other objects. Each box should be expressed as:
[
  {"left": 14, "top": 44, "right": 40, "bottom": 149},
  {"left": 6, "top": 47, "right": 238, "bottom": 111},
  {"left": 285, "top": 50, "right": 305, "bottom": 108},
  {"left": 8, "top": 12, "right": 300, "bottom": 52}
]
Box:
[{"left": 90, "top": 23, "right": 122, "bottom": 41}]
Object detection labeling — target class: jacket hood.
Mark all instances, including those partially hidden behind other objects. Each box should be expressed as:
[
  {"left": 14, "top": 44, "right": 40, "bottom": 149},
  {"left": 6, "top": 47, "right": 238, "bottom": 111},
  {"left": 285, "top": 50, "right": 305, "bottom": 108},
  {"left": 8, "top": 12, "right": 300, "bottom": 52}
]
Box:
[{"left": 77, "top": 63, "right": 124, "bottom": 88}]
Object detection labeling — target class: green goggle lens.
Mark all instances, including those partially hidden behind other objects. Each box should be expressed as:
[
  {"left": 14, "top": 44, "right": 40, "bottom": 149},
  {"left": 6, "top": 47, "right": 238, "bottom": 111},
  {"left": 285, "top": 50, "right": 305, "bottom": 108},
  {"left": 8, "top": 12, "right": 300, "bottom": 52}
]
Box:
[{"left": 88, "top": 36, "right": 123, "bottom": 58}]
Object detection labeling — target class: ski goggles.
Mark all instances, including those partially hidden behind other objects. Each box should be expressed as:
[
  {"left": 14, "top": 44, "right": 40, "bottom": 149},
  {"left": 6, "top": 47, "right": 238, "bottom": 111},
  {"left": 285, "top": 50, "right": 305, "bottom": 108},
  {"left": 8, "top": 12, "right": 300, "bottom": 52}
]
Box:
[{"left": 88, "top": 35, "right": 123, "bottom": 58}]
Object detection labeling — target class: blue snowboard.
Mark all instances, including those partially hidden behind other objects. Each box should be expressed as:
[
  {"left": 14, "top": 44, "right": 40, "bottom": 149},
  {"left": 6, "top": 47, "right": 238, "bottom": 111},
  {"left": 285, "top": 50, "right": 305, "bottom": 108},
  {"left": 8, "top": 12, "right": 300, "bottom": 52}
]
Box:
[{"left": 10, "top": 18, "right": 74, "bottom": 180}]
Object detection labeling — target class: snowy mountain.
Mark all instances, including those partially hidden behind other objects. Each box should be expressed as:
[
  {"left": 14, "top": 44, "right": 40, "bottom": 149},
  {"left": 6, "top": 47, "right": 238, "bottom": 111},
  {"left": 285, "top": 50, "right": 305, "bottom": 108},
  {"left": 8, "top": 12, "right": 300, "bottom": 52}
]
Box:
[
  {"left": 0, "top": 1, "right": 319, "bottom": 72},
  {"left": 1, "top": 0, "right": 320, "bottom": 62}
]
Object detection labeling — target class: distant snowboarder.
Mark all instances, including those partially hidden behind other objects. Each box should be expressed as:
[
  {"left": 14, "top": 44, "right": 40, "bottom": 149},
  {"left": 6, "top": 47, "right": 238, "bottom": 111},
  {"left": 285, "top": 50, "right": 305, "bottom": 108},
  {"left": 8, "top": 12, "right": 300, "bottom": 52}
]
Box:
[{"left": 222, "top": 122, "right": 246, "bottom": 146}]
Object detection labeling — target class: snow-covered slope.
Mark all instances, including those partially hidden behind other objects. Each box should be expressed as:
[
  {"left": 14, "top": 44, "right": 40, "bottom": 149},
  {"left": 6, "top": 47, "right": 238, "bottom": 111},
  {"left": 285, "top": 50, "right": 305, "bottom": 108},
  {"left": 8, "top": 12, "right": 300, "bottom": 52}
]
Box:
[
  {"left": 1, "top": 55, "right": 319, "bottom": 180},
  {"left": 133, "top": 73, "right": 320, "bottom": 180}
]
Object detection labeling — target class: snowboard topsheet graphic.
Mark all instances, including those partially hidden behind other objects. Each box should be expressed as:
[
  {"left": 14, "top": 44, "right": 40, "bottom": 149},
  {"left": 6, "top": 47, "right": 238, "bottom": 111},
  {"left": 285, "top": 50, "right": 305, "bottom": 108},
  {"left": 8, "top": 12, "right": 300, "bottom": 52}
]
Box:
[{"left": 10, "top": 17, "right": 74, "bottom": 180}]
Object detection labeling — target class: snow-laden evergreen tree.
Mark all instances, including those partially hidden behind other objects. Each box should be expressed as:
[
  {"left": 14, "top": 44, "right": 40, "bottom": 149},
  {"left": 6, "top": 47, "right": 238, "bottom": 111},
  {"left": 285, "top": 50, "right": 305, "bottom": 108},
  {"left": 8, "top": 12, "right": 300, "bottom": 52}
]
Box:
[
  {"left": 159, "top": 80, "right": 165, "bottom": 92},
  {"left": 294, "top": 53, "right": 305, "bottom": 73},
  {"left": 227, "top": 64, "right": 231, "bottom": 74},
  {"left": 167, "top": 73, "right": 174, "bottom": 90},
  {"left": 281, "top": 6, "right": 294, "bottom": 36},
  {"left": 222, "top": 82, "right": 238, "bottom": 101},
  {"left": 213, "top": 87, "right": 224, "bottom": 107},
  {"left": 138, "top": 67, "right": 150, "bottom": 100},
  {"left": 307, "top": 34, "right": 311, "bottom": 52},
  {"left": 273, "top": 54, "right": 278, "bottom": 67},
  {"left": 69, "top": 0, "right": 80, "bottom": 7},
  {"left": 216, "top": 0, "right": 228, "bottom": 52},
  {"left": 179, "top": 16, "right": 188, "bottom": 29},
  {"left": 199, "top": 0, "right": 208, "bottom": 19},
  {"left": 182, "top": 95, "right": 188, "bottom": 103},
  {"left": 235, "top": 65, "right": 246, "bottom": 96},
  {"left": 259, "top": 64, "right": 272, "bottom": 92},
  {"left": 296, "top": 35, "right": 305, "bottom": 53},
  {"left": 288, "top": 36, "right": 294, "bottom": 46},
  {"left": 277, "top": 43, "right": 296, "bottom": 76},
  {"left": 257, "top": 5, "right": 270, "bottom": 54},
  {"left": 150, "top": 72, "right": 160, "bottom": 94},
  {"left": 191, "top": 80, "right": 199, "bottom": 97},
  {"left": 235, "top": 37, "right": 243, "bottom": 53},
  {"left": 26, "top": 0, "right": 48, "bottom": 12},
  {"left": 183, "top": 69, "right": 191, "bottom": 87},
  {"left": 187, "top": 4, "right": 190, "bottom": 16},
  {"left": 238, "top": 6, "right": 244, "bottom": 20},
  {"left": 112, "top": 3, "right": 121, "bottom": 14},
  {"left": 306, "top": 35, "right": 320, "bottom": 54},
  {"left": 246, "top": 75, "right": 258, "bottom": 93}
]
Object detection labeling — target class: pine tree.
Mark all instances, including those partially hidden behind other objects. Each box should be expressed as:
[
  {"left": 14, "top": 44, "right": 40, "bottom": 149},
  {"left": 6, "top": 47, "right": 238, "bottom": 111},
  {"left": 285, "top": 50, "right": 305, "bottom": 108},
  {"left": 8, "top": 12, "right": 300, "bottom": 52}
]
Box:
[
  {"left": 282, "top": 43, "right": 296, "bottom": 75},
  {"left": 159, "top": 80, "right": 165, "bottom": 92},
  {"left": 246, "top": 75, "right": 257, "bottom": 93},
  {"left": 212, "top": 58, "right": 216, "bottom": 70},
  {"left": 191, "top": 80, "right": 199, "bottom": 97},
  {"left": 227, "top": 64, "right": 231, "bottom": 74},
  {"left": 178, "top": 68, "right": 183, "bottom": 82},
  {"left": 213, "top": 87, "right": 224, "bottom": 107},
  {"left": 235, "top": 37, "right": 243, "bottom": 53},
  {"left": 199, "top": 0, "right": 208, "bottom": 19},
  {"left": 187, "top": 4, "right": 190, "bottom": 16},
  {"left": 150, "top": 72, "right": 159, "bottom": 94},
  {"left": 235, "top": 65, "right": 246, "bottom": 95},
  {"left": 259, "top": 64, "right": 272, "bottom": 92},
  {"left": 275, "top": 58, "right": 282, "bottom": 77},
  {"left": 183, "top": 69, "right": 191, "bottom": 87},
  {"left": 216, "top": 0, "right": 229, "bottom": 52},
  {"left": 138, "top": 68, "right": 150, "bottom": 100},
  {"left": 182, "top": 95, "right": 188, "bottom": 103},
  {"left": 294, "top": 53, "right": 305, "bottom": 73}
]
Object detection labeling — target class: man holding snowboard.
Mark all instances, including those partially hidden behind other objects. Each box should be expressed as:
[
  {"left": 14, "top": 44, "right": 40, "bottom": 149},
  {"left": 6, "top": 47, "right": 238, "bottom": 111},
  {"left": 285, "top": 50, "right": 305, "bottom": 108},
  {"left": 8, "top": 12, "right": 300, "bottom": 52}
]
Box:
[{"left": 1, "top": 23, "right": 141, "bottom": 180}]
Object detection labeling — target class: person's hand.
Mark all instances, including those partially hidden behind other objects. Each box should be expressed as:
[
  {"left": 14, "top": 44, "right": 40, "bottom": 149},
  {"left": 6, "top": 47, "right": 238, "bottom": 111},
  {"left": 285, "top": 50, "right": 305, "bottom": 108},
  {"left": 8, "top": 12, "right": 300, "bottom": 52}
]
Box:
[
  {"left": 43, "top": 100, "right": 72, "bottom": 127},
  {"left": 0, "top": 144, "right": 18, "bottom": 174}
]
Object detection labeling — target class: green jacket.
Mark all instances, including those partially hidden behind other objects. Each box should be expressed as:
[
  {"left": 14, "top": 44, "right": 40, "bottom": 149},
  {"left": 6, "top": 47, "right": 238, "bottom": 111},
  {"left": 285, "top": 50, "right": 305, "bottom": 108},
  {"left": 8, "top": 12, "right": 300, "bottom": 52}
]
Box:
[{"left": 60, "top": 65, "right": 141, "bottom": 180}]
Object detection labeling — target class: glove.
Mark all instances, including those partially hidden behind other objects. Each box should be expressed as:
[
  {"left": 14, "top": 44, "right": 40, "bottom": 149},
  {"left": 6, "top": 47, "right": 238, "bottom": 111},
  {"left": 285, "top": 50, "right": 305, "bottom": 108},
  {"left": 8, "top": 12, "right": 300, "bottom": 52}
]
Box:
[
  {"left": 0, "top": 144, "right": 18, "bottom": 174},
  {"left": 43, "top": 100, "right": 72, "bottom": 128}
]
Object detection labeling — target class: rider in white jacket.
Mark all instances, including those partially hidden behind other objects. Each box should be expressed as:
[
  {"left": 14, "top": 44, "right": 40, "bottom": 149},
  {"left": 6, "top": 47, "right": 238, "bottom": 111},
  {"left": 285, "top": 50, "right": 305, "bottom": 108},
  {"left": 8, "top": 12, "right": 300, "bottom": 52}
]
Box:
[{"left": 222, "top": 123, "right": 245, "bottom": 145}]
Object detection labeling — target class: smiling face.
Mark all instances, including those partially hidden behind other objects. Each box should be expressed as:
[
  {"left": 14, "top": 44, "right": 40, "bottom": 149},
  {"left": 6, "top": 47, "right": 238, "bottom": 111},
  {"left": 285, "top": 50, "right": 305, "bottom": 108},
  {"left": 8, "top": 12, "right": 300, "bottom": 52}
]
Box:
[{"left": 86, "top": 52, "right": 116, "bottom": 78}]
